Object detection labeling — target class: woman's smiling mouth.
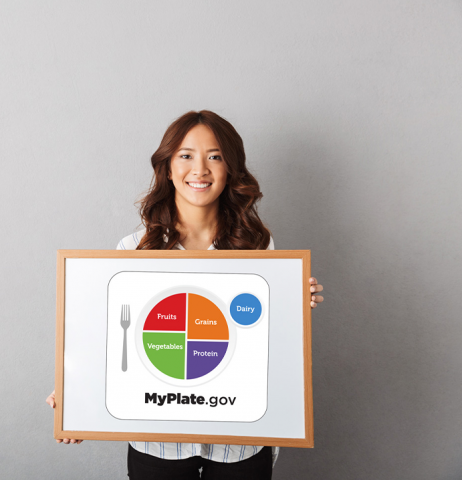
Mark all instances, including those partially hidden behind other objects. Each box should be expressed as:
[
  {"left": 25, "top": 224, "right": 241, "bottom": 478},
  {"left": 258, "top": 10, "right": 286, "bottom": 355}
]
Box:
[{"left": 187, "top": 182, "right": 212, "bottom": 191}]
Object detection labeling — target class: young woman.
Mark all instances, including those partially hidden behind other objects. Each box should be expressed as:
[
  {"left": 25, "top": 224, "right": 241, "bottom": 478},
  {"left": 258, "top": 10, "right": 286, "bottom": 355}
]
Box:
[{"left": 46, "top": 110, "right": 324, "bottom": 479}]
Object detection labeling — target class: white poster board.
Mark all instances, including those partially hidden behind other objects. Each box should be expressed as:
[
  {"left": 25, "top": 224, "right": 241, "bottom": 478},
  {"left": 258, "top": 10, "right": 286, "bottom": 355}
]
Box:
[{"left": 54, "top": 249, "right": 313, "bottom": 448}]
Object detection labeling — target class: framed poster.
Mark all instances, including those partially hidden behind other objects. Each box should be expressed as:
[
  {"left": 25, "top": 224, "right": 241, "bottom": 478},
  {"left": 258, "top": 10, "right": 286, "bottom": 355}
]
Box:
[{"left": 54, "top": 249, "right": 313, "bottom": 447}]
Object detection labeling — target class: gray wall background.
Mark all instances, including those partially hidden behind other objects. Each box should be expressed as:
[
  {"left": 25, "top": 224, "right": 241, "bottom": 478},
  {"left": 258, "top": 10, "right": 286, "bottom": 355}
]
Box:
[{"left": 1, "top": 1, "right": 461, "bottom": 478}]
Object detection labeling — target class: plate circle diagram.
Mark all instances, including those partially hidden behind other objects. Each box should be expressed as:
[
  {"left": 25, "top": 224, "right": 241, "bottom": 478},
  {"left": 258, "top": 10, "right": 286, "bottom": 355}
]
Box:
[{"left": 135, "top": 286, "right": 236, "bottom": 387}]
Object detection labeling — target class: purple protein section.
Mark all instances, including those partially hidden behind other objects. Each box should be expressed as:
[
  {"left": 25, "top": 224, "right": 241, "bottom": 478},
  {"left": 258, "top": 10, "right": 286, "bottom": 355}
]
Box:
[{"left": 187, "top": 341, "right": 228, "bottom": 379}]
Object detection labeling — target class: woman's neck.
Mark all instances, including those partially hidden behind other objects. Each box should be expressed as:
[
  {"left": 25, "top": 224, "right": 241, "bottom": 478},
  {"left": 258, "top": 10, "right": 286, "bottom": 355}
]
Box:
[{"left": 175, "top": 199, "right": 219, "bottom": 249}]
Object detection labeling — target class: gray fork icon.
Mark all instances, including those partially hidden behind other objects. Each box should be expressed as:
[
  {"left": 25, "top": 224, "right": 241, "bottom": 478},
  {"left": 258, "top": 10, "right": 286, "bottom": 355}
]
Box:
[{"left": 120, "top": 305, "right": 131, "bottom": 372}]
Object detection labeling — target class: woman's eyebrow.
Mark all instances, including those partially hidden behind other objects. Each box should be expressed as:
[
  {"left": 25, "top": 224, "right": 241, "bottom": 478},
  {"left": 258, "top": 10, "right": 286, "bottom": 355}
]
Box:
[{"left": 178, "top": 147, "right": 221, "bottom": 152}]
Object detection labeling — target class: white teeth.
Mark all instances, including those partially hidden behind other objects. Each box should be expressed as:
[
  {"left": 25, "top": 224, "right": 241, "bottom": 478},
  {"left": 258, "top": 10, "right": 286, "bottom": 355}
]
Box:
[{"left": 188, "top": 182, "right": 211, "bottom": 188}]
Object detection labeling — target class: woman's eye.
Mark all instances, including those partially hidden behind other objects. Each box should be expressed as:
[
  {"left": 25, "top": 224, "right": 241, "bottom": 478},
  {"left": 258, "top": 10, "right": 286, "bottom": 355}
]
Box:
[{"left": 179, "top": 154, "right": 221, "bottom": 160}]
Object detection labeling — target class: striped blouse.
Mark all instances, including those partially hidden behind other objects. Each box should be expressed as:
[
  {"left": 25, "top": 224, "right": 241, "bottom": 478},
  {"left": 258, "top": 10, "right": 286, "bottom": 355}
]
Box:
[{"left": 116, "top": 228, "right": 279, "bottom": 467}]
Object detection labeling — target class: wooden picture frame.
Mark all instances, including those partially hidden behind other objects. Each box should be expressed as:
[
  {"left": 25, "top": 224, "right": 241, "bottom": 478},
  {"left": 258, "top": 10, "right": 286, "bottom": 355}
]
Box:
[{"left": 54, "top": 249, "right": 313, "bottom": 448}]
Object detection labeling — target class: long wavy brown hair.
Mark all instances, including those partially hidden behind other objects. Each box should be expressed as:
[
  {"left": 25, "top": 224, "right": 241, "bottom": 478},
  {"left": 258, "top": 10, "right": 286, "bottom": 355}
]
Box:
[{"left": 136, "top": 110, "right": 272, "bottom": 250}]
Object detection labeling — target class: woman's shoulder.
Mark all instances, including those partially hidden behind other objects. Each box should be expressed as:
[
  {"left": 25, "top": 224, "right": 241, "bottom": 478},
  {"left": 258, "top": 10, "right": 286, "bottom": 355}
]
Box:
[{"left": 116, "top": 228, "right": 147, "bottom": 250}]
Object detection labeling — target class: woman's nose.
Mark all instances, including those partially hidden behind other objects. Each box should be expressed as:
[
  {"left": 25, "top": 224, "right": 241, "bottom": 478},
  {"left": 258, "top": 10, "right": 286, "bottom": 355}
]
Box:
[{"left": 191, "top": 157, "right": 210, "bottom": 176}]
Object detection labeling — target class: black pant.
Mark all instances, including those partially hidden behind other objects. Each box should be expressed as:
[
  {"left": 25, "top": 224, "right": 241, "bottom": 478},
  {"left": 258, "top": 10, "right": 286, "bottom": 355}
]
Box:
[{"left": 127, "top": 443, "right": 273, "bottom": 480}]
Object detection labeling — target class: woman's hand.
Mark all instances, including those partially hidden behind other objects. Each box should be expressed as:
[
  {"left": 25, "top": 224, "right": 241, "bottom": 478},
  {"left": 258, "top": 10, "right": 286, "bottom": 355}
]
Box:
[
  {"left": 46, "top": 390, "right": 83, "bottom": 444},
  {"left": 309, "top": 277, "right": 324, "bottom": 308}
]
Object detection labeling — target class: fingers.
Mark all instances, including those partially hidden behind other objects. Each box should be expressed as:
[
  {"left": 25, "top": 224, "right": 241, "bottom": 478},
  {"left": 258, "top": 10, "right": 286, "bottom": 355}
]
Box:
[
  {"left": 309, "top": 278, "right": 324, "bottom": 309},
  {"left": 46, "top": 392, "right": 56, "bottom": 408},
  {"left": 310, "top": 284, "right": 323, "bottom": 293},
  {"left": 311, "top": 295, "right": 324, "bottom": 303},
  {"left": 56, "top": 438, "right": 83, "bottom": 444},
  {"left": 311, "top": 294, "right": 324, "bottom": 308}
]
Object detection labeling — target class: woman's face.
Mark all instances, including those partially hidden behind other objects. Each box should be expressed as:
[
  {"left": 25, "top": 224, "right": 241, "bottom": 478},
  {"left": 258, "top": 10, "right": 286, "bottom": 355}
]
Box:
[{"left": 169, "top": 124, "right": 228, "bottom": 210}]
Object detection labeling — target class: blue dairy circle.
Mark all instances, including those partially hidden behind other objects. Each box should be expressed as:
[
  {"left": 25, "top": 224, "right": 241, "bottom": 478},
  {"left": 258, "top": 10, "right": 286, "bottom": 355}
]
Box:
[{"left": 230, "top": 293, "right": 262, "bottom": 326}]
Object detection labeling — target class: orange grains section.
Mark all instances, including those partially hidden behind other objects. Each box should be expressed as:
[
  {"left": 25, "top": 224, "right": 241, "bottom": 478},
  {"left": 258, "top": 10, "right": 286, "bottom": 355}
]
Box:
[{"left": 187, "top": 293, "right": 229, "bottom": 340}]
